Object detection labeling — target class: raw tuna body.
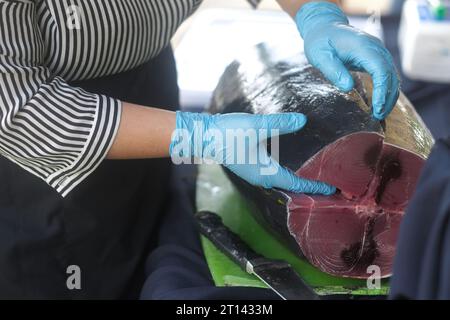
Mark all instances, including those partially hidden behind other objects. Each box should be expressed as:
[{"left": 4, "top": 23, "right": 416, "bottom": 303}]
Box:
[{"left": 209, "top": 44, "right": 434, "bottom": 278}]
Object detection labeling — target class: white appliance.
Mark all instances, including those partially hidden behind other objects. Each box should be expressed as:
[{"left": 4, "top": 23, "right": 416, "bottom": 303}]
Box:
[{"left": 399, "top": 0, "right": 450, "bottom": 82}]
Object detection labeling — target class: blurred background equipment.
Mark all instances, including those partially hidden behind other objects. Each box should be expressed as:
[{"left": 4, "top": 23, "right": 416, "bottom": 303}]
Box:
[
  {"left": 341, "top": 0, "right": 398, "bottom": 15},
  {"left": 174, "top": 0, "right": 391, "bottom": 111},
  {"left": 399, "top": 0, "right": 450, "bottom": 82}
]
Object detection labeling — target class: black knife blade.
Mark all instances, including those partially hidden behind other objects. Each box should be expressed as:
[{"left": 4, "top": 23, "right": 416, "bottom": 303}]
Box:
[{"left": 195, "top": 210, "right": 319, "bottom": 300}]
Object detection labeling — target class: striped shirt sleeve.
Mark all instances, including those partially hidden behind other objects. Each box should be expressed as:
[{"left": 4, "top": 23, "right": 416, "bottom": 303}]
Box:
[{"left": 0, "top": 0, "right": 121, "bottom": 197}]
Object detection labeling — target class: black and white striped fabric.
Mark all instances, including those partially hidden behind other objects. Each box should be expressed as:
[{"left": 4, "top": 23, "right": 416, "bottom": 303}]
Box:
[{"left": 0, "top": 0, "right": 260, "bottom": 197}]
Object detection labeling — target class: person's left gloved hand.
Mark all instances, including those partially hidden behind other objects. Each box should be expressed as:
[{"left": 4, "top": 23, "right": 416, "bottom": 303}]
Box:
[
  {"left": 295, "top": 1, "right": 400, "bottom": 120},
  {"left": 169, "top": 111, "right": 336, "bottom": 195}
]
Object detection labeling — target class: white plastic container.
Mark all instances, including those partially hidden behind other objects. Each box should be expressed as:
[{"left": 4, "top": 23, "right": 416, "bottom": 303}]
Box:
[{"left": 399, "top": 0, "right": 450, "bottom": 82}]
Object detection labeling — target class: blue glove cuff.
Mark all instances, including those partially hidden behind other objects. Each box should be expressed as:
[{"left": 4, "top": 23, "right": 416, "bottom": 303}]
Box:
[
  {"left": 170, "top": 111, "right": 213, "bottom": 159},
  {"left": 295, "top": 1, "right": 349, "bottom": 38}
]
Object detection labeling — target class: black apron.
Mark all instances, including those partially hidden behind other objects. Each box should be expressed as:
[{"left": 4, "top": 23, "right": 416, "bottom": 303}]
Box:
[{"left": 0, "top": 47, "right": 179, "bottom": 299}]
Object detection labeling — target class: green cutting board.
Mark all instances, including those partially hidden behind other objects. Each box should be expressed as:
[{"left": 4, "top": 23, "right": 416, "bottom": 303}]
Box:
[{"left": 196, "top": 164, "right": 389, "bottom": 296}]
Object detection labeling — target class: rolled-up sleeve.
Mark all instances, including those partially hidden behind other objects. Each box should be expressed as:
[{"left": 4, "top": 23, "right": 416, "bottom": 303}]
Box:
[{"left": 0, "top": 0, "right": 121, "bottom": 197}]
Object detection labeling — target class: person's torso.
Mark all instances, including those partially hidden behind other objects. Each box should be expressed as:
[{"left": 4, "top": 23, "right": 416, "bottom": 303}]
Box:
[
  {"left": 36, "top": 0, "right": 202, "bottom": 81},
  {"left": 0, "top": 45, "right": 181, "bottom": 299}
]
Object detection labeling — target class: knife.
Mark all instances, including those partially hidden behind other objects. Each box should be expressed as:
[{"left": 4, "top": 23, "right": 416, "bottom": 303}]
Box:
[{"left": 195, "top": 210, "right": 319, "bottom": 300}]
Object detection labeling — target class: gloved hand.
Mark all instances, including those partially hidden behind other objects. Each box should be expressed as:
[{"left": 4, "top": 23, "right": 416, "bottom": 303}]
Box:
[
  {"left": 169, "top": 111, "right": 336, "bottom": 195},
  {"left": 295, "top": 1, "right": 400, "bottom": 120}
]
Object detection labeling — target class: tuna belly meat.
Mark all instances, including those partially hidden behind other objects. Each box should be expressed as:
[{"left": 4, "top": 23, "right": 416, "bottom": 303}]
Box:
[{"left": 287, "top": 132, "right": 425, "bottom": 278}]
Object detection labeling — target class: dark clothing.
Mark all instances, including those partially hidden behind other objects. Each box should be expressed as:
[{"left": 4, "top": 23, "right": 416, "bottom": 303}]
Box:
[
  {"left": 139, "top": 165, "right": 279, "bottom": 300},
  {"left": 390, "top": 137, "right": 450, "bottom": 299},
  {"left": 382, "top": 15, "right": 450, "bottom": 300},
  {"left": 0, "top": 47, "right": 179, "bottom": 299}
]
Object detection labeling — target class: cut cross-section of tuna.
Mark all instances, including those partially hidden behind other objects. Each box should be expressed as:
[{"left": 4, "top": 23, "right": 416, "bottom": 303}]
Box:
[
  {"left": 208, "top": 43, "right": 434, "bottom": 278},
  {"left": 287, "top": 134, "right": 426, "bottom": 277},
  {"left": 288, "top": 194, "right": 403, "bottom": 277}
]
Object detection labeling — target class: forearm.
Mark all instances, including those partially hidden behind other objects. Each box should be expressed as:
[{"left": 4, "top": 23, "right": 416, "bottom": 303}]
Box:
[
  {"left": 276, "top": 0, "right": 339, "bottom": 18},
  {"left": 107, "top": 102, "right": 176, "bottom": 159},
  {"left": 108, "top": 2, "right": 347, "bottom": 161}
]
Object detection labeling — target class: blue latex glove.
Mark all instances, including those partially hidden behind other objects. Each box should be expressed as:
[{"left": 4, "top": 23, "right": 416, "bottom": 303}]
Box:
[
  {"left": 170, "top": 111, "right": 336, "bottom": 195},
  {"left": 296, "top": 1, "right": 400, "bottom": 120}
]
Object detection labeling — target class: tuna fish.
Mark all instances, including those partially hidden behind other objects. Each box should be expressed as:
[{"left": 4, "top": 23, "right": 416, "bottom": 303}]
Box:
[{"left": 208, "top": 44, "right": 434, "bottom": 278}]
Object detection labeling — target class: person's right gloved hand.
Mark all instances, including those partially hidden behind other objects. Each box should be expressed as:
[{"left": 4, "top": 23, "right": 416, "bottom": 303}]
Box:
[
  {"left": 169, "top": 111, "right": 336, "bottom": 195},
  {"left": 295, "top": 1, "right": 400, "bottom": 120}
]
